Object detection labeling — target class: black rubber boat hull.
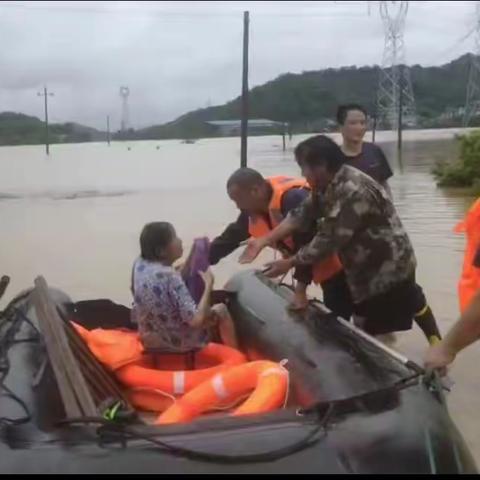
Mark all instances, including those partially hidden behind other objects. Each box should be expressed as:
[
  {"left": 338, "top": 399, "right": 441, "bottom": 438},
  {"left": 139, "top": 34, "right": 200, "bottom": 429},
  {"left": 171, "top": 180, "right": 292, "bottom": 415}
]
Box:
[{"left": 0, "top": 272, "right": 477, "bottom": 473}]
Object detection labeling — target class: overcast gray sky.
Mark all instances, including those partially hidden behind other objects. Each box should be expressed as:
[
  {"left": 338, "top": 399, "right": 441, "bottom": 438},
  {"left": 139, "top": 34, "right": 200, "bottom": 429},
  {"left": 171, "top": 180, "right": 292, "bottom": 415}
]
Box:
[{"left": 0, "top": 1, "right": 475, "bottom": 130}]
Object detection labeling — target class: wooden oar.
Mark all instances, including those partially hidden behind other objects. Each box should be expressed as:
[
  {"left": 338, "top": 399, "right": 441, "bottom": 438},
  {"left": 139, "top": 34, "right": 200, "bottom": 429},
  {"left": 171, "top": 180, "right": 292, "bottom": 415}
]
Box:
[{"left": 33, "top": 276, "right": 97, "bottom": 418}]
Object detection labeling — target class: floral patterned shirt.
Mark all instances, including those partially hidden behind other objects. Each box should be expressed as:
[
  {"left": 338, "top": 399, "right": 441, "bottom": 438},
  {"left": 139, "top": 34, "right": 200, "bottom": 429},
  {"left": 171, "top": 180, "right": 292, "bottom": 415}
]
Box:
[{"left": 131, "top": 257, "right": 209, "bottom": 351}]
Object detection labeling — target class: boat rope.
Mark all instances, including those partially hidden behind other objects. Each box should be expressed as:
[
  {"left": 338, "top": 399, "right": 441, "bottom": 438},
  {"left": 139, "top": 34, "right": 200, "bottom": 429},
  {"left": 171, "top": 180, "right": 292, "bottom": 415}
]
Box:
[
  {"left": 58, "top": 402, "right": 335, "bottom": 464},
  {"left": 424, "top": 427, "right": 437, "bottom": 474},
  {"left": 0, "top": 294, "right": 38, "bottom": 428},
  {"left": 279, "top": 358, "right": 290, "bottom": 409}
]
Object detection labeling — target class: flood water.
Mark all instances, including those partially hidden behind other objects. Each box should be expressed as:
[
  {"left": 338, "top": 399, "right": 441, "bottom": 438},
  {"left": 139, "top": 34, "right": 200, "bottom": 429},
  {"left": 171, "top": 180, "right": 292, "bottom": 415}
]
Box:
[{"left": 0, "top": 128, "right": 479, "bottom": 465}]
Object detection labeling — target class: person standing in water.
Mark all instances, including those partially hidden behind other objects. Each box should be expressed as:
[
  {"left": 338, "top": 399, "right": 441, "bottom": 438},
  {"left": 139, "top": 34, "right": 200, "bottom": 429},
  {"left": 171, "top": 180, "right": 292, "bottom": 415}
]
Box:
[
  {"left": 337, "top": 104, "right": 393, "bottom": 197},
  {"left": 336, "top": 103, "right": 442, "bottom": 346},
  {"left": 240, "top": 135, "right": 422, "bottom": 340}
]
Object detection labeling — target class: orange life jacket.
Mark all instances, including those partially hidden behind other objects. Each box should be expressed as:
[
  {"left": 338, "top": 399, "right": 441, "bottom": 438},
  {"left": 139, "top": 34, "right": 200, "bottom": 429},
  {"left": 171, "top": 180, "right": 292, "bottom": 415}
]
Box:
[
  {"left": 72, "top": 322, "right": 144, "bottom": 370},
  {"left": 455, "top": 197, "right": 480, "bottom": 313},
  {"left": 248, "top": 176, "right": 342, "bottom": 284},
  {"left": 72, "top": 322, "right": 246, "bottom": 396}
]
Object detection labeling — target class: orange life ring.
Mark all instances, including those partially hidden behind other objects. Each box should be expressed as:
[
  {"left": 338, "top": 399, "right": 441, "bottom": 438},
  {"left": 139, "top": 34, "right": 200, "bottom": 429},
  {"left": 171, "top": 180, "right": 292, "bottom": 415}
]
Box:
[
  {"left": 115, "top": 342, "right": 246, "bottom": 396},
  {"left": 156, "top": 360, "right": 289, "bottom": 425},
  {"left": 127, "top": 388, "right": 175, "bottom": 413}
]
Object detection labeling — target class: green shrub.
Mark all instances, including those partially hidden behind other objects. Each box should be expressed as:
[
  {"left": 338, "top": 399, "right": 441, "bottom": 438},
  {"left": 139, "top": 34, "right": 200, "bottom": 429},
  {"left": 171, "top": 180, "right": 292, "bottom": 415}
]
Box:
[{"left": 434, "top": 130, "right": 480, "bottom": 188}]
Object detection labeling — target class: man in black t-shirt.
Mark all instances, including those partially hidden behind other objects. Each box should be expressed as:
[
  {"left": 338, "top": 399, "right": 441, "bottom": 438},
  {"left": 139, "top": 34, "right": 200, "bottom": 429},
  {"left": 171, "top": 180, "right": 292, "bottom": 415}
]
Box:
[
  {"left": 336, "top": 103, "right": 442, "bottom": 345},
  {"left": 337, "top": 104, "right": 393, "bottom": 198}
]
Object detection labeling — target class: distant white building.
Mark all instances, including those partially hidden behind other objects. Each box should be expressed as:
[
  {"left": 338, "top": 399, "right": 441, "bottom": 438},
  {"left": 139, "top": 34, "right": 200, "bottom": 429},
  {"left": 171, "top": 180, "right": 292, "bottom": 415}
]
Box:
[{"left": 439, "top": 106, "right": 466, "bottom": 120}]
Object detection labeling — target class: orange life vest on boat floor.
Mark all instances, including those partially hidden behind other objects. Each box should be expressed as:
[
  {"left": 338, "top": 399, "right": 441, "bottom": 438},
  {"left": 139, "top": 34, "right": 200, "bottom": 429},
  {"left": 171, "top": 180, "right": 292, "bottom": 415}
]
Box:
[
  {"left": 248, "top": 176, "right": 342, "bottom": 284},
  {"left": 72, "top": 322, "right": 144, "bottom": 369},
  {"left": 157, "top": 360, "right": 289, "bottom": 424},
  {"left": 455, "top": 197, "right": 480, "bottom": 313},
  {"left": 72, "top": 322, "right": 246, "bottom": 396}
]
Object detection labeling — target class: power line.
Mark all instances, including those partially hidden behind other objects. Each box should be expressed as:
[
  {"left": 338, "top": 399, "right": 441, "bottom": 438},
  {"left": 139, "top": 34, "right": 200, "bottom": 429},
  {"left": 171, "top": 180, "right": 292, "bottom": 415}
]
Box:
[{"left": 428, "top": 22, "right": 477, "bottom": 65}]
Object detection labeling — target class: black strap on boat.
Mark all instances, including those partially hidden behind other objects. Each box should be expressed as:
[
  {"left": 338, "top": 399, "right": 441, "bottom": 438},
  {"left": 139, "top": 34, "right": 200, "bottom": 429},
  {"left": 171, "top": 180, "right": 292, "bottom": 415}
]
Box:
[
  {"left": 58, "top": 404, "right": 335, "bottom": 464},
  {"left": 297, "top": 370, "right": 422, "bottom": 418},
  {"left": 0, "top": 302, "right": 38, "bottom": 428},
  {"left": 423, "top": 369, "right": 449, "bottom": 405}
]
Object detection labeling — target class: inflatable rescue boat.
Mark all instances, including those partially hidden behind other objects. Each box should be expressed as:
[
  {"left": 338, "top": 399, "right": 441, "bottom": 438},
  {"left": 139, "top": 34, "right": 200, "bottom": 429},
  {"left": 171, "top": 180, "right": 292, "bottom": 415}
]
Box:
[{"left": 0, "top": 270, "right": 477, "bottom": 474}]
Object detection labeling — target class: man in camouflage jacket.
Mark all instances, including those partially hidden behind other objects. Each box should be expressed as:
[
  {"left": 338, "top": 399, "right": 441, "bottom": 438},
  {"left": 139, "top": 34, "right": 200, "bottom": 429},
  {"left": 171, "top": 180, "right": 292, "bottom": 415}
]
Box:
[{"left": 240, "top": 135, "right": 426, "bottom": 337}]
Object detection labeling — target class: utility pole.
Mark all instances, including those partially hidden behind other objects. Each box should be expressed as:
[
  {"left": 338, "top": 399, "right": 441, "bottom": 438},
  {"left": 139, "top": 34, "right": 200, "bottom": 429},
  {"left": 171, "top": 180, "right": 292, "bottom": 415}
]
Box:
[
  {"left": 372, "top": 113, "right": 377, "bottom": 144},
  {"left": 106, "top": 115, "right": 111, "bottom": 146},
  {"left": 240, "top": 11, "right": 249, "bottom": 168},
  {"left": 397, "top": 64, "right": 404, "bottom": 171},
  {"left": 372, "top": 82, "right": 378, "bottom": 143},
  {"left": 37, "top": 86, "right": 54, "bottom": 155}
]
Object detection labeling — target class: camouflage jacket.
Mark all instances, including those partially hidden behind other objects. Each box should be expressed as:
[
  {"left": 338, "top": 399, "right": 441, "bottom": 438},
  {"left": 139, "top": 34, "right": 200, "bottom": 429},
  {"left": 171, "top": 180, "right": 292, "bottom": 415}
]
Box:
[{"left": 289, "top": 165, "right": 417, "bottom": 303}]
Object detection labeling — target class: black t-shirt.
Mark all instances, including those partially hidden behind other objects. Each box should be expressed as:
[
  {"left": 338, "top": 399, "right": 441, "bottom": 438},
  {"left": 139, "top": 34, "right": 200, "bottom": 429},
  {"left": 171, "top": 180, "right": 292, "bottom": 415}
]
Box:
[{"left": 343, "top": 142, "right": 393, "bottom": 184}]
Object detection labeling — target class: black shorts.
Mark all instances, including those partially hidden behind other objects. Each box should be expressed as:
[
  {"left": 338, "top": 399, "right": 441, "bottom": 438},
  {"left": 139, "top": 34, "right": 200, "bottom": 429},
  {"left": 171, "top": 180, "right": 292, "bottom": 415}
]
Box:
[
  {"left": 353, "top": 276, "right": 426, "bottom": 336},
  {"left": 321, "top": 271, "right": 354, "bottom": 320}
]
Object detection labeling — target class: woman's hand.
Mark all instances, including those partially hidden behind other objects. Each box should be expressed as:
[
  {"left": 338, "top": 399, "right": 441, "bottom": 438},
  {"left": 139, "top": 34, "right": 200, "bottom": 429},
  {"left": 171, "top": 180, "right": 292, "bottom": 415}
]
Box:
[
  {"left": 173, "top": 260, "right": 185, "bottom": 272},
  {"left": 174, "top": 245, "right": 195, "bottom": 276},
  {"left": 199, "top": 269, "right": 215, "bottom": 289}
]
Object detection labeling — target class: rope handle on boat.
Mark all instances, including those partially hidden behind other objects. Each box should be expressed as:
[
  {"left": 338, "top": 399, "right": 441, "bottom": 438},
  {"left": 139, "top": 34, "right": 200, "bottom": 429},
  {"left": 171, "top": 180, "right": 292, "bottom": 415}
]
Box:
[
  {"left": 422, "top": 369, "right": 451, "bottom": 406},
  {"left": 58, "top": 403, "right": 334, "bottom": 465},
  {"left": 279, "top": 359, "right": 290, "bottom": 409}
]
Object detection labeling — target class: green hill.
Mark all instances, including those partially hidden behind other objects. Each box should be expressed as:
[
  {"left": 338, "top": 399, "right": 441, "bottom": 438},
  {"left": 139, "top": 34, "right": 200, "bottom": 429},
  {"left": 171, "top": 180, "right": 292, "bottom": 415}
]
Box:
[
  {"left": 124, "top": 53, "right": 475, "bottom": 141},
  {"left": 1, "top": 53, "right": 477, "bottom": 146},
  {"left": 0, "top": 112, "right": 105, "bottom": 146}
]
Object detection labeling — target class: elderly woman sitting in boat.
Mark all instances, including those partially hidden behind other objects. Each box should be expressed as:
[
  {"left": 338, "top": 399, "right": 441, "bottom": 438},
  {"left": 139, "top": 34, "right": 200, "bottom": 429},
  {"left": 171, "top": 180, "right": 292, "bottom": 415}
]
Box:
[{"left": 130, "top": 222, "right": 238, "bottom": 353}]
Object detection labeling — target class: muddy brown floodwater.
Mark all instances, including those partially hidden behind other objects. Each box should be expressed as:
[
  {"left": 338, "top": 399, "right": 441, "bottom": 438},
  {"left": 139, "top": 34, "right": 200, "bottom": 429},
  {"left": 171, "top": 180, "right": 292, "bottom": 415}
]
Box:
[{"left": 1, "top": 128, "right": 478, "bottom": 465}]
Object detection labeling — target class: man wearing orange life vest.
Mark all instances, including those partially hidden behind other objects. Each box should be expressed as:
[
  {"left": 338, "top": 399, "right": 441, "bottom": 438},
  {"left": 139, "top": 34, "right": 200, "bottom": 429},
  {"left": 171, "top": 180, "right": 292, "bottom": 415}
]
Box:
[
  {"left": 209, "top": 167, "right": 353, "bottom": 319},
  {"left": 424, "top": 197, "right": 480, "bottom": 370},
  {"left": 455, "top": 197, "right": 480, "bottom": 314}
]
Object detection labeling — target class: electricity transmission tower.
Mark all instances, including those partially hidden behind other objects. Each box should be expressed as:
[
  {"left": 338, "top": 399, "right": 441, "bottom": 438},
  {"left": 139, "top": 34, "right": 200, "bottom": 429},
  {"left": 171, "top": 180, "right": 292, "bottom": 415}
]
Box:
[
  {"left": 119, "top": 86, "right": 130, "bottom": 132},
  {"left": 376, "top": 1, "right": 416, "bottom": 130},
  {"left": 463, "top": 1, "right": 480, "bottom": 127}
]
